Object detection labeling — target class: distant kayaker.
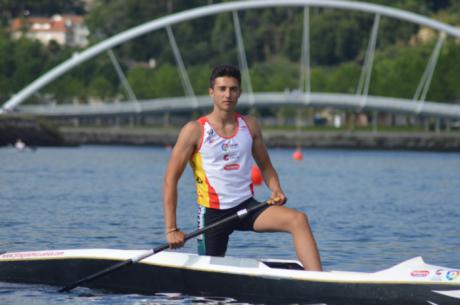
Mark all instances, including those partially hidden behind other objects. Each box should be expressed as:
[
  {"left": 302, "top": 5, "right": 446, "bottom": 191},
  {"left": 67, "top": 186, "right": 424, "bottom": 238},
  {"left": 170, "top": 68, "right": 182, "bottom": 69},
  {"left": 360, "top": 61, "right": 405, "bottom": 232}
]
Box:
[
  {"left": 15, "top": 138, "right": 26, "bottom": 151},
  {"left": 163, "top": 64, "right": 322, "bottom": 271}
]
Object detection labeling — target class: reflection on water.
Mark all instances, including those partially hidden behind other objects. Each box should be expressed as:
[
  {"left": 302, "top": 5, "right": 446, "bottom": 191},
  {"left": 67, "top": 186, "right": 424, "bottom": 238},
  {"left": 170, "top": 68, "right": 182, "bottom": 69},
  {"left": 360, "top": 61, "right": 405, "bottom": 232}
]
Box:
[{"left": 0, "top": 282, "right": 258, "bottom": 305}]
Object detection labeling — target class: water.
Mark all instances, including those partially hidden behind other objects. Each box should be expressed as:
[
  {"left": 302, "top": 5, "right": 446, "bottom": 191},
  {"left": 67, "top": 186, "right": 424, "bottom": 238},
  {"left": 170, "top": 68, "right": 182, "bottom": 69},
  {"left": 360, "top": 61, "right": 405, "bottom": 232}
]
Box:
[{"left": 1, "top": 145, "right": 459, "bottom": 304}]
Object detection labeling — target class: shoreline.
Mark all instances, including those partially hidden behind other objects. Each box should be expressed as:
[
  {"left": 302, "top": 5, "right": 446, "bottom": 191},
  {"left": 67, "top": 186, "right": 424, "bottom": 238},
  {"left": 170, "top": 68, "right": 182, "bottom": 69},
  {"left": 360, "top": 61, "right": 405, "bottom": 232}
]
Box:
[
  {"left": 2, "top": 116, "right": 459, "bottom": 151},
  {"left": 60, "top": 127, "right": 460, "bottom": 152},
  {"left": 0, "top": 117, "right": 72, "bottom": 147}
]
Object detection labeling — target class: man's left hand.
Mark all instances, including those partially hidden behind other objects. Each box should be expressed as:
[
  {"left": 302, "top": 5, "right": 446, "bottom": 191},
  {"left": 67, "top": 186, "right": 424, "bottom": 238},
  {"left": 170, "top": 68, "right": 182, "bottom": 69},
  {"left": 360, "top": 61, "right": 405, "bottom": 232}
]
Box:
[{"left": 268, "top": 192, "right": 287, "bottom": 205}]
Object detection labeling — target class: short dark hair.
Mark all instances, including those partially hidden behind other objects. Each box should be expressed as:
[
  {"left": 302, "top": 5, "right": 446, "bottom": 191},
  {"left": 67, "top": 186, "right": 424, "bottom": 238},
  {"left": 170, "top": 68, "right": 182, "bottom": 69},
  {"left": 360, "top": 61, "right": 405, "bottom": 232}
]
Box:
[{"left": 209, "top": 64, "right": 241, "bottom": 88}]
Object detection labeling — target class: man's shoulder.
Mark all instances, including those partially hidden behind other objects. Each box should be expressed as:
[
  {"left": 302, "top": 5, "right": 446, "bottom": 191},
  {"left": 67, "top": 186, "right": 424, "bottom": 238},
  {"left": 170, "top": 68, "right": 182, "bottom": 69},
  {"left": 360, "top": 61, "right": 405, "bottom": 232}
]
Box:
[
  {"left": 182, "top": 120, "right": 202, "bottom": 133},
  {"left": 239, "top": 114, "right": 259, "bottom": 128},
  {"left": 238, "top": 114, "right": 262, "bottom": 139},
  {"left": 177, "top": 120, "right": 202, "bottom": 142}
]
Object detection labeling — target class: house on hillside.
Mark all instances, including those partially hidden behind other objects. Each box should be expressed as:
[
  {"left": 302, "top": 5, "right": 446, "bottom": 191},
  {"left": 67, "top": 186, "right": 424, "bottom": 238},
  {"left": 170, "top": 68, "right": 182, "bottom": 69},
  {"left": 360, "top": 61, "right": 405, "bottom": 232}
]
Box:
[{"left": 10, "top": 14, "right": 89, "bottom": 47}]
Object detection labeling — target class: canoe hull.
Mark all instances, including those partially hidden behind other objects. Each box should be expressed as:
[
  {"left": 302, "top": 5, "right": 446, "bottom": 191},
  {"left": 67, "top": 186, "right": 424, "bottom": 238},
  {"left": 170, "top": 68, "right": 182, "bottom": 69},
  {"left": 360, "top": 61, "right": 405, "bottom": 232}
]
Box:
[{"left": 1, "top": 249, "right": 459, "bottom": 305}]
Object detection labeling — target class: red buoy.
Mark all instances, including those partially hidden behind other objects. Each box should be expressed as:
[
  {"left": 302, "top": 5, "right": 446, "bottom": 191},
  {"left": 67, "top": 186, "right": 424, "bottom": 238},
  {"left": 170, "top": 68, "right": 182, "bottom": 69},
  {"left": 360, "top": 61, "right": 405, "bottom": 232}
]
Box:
[
  {"left": 292, "top": 148, "right": 303, "bottom": 161},
  {"left": 251, "top": 165, "right": 263, "bottom": 185}
]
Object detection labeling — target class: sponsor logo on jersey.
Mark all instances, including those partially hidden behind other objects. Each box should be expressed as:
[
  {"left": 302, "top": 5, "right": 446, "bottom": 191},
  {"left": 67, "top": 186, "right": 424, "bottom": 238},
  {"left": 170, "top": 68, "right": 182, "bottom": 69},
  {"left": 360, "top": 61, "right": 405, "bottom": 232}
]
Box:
[
  {"left": 205, "top": 129, "right": 216, "bottom": 145},
  {"left": 221, "top": 142, "right": 239, "bottom": 151},
  {"left": 224, "top": 164, "right": 240, "bottom": 171}
]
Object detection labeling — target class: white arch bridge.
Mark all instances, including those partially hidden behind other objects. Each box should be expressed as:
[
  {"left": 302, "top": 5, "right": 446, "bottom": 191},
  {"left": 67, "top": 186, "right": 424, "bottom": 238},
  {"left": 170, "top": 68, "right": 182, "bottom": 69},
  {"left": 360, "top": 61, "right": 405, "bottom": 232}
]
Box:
[{"left": 2, "top": 0, "right": 460, "bottom": 120}]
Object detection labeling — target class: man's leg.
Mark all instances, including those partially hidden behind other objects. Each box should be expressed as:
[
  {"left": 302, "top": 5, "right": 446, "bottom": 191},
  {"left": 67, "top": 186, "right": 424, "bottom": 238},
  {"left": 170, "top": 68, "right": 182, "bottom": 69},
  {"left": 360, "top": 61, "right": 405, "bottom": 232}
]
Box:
[
  {"left": 197, "top": 205, "right": 232, "bottom": 256},
  {"left": 198, "top": 227, "right": 230, "bottom": 256},
  {"left": 253, "top": 205, "right": 322, "bottom": 271}
]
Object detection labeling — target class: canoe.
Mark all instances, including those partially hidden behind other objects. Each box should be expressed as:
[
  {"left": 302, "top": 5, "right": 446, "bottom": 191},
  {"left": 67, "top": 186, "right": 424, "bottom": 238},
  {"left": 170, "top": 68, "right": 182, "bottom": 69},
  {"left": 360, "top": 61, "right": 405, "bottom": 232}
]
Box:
[{"left": 1, "top": 249, "right": 459, "bottom": 304}]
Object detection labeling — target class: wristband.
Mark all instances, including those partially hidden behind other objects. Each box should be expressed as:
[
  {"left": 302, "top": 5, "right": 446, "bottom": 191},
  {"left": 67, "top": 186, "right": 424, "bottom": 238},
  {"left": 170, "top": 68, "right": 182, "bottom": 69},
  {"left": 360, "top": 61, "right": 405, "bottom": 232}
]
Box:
[{"left": 166, "top": 228, "right": 179, "bottom": 234}]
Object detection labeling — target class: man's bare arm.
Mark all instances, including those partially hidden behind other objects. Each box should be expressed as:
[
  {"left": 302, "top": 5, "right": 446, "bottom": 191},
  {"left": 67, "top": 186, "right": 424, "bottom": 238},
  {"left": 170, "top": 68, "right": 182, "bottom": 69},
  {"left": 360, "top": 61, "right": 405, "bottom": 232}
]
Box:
[
  {"left": 163, "top": 121, "right": 201, "bottom": 247},
  {"left": 245, "top": 115, "right": 286, "bottom": 204}
]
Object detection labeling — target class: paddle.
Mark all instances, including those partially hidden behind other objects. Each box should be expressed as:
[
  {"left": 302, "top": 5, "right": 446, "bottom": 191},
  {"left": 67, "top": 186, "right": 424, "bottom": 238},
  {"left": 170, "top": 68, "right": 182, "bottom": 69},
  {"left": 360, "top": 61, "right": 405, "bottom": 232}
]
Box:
[{"left": 59, "top": 199, "right": 269, "bottom": 292}]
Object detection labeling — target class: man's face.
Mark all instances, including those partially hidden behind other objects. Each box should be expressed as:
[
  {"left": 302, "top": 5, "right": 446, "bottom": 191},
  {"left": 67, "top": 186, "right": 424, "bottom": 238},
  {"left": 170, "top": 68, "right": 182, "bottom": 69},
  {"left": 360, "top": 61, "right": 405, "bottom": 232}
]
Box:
[{"left": 209, "top": 76, "right": 241, "bottom": 112}]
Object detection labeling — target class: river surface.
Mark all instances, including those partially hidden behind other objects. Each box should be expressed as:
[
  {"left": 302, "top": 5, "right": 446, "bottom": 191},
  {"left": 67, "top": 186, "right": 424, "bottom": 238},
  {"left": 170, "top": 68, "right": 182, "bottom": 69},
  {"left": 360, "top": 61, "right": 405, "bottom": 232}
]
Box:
[{"left": 1, "top": 145, "right": 459, "bottom": 304}]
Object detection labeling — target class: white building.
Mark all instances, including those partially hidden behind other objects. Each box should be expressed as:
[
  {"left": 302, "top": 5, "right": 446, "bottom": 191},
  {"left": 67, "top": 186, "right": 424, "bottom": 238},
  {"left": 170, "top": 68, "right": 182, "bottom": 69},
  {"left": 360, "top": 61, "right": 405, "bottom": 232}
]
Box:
[{"left": 10, "top": 14, "right": 89, "bottom": 47}]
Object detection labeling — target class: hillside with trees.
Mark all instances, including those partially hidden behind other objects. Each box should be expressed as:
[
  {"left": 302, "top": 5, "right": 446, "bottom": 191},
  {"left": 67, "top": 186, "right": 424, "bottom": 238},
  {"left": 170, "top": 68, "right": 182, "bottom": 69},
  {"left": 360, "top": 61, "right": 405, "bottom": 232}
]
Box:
[{"left": 1, "top": 0, "right": 460, "bottom": 107}]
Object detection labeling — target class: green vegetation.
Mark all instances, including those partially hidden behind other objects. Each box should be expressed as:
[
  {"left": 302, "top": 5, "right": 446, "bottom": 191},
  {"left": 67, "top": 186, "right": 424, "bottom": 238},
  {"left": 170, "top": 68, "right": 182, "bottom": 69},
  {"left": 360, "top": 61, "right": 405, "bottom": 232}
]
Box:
[{"left": 0, "top": 0, "right": 460, "bottom": 106}]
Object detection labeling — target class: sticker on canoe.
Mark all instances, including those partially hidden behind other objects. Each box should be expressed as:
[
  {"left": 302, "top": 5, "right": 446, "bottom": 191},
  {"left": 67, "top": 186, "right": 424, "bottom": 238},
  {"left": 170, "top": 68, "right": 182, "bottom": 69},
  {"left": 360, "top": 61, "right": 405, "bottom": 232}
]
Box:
[
  {"left": 1, "top": 251, "right": 65, "bottom": 259},
  {"left": 446, "top": 271, "right": 460, "bottom": 281},
  {"left": 411, "top": 270, "right": 430, "bottom": 277}
]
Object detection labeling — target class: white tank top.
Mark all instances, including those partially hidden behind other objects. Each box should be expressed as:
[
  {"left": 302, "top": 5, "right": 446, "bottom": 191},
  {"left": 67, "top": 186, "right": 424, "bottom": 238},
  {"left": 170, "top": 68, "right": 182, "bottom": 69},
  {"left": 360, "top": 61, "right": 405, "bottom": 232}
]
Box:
[{"left": 190, "top": 114, "right": 254, "bottom": 209}]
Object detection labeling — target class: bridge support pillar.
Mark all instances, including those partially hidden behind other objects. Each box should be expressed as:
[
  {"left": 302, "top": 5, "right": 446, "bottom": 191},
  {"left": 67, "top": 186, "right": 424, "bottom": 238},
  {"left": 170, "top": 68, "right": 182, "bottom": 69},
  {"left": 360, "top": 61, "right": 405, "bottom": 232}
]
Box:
[
  {"left": 372, "top": 111, "right": 379, "bottom": 133},
  {"left": 163, "top": 112, "right": 170, "bottom": 127},
  {"left": 72, "top": 118, "right": 79, "bottom": 127},
  {"left": 346, "top": 112, "right": 355, "bottom": 131},
  {"left": 129, "top": 115, "right": 140, "bottom": 127}
]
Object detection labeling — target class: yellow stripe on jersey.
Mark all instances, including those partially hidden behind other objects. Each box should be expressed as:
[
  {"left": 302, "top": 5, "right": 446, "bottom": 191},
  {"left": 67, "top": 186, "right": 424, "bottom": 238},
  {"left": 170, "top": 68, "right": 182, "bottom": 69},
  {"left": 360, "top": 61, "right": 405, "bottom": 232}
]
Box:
[{"left": 190, "top": 151, "right": 220, "bottom": 208}]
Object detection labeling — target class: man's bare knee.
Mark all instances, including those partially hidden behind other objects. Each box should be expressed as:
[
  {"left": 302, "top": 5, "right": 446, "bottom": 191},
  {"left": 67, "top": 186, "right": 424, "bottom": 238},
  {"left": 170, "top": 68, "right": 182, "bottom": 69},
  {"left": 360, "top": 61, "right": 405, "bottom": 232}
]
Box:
[{"left": 290, "top": 210, "right": 309, "bottom": 231}]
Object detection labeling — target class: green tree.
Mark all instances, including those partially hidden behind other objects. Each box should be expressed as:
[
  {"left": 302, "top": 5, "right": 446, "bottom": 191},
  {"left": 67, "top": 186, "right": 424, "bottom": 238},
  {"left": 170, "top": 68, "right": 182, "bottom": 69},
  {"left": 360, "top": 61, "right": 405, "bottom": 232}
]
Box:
[
  {"left": 10, "top": 38, "right": 49, "bottom": 91},
  {"left": 85, "top": 0, "right": 205, "bottom": 62},
  {"left": 45, "top": 75, "right": 86, "bottom": 104},
  {"left": 188, "top": 64, "right": 211, "bottom": 95},
  {"left": 250, "top": 58, "right": 298, "bottom": 92},
  {"left": 2, "top": 0, "right": 460, "bottom": 108},
  {"left": 209, "top": 12, "right": 237, "bottom": 65},
  {"left": 326, "top": 62, "right": 362, "bottom": 94},
  {"left": 126, "top": 66, "right": 155, "bottom": 99},
  {"left": 88, "top": 76, "right": 114, "bottom": 100},
  {"left": 310, "top": 10, "right": 373, "bottom": 65},
  {"left": 151, "top": 64, "right": 183, "bottom": 97},
  {"left": 371, "top": 45, "right": 427, "bottom": 98},
  {"left": 428, "top": 41, "right": 460, "bottom": 102}
]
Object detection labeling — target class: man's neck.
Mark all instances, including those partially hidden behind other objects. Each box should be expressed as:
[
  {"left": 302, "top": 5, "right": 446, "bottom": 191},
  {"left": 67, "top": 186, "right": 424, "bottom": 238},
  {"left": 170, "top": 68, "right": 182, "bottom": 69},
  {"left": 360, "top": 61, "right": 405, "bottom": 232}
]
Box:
[
  {"left": 207, "top": 109, "right": 238, "bottom": 136},
  {"left": 208, "top": 109, "right": 236, "bottom": 125}
]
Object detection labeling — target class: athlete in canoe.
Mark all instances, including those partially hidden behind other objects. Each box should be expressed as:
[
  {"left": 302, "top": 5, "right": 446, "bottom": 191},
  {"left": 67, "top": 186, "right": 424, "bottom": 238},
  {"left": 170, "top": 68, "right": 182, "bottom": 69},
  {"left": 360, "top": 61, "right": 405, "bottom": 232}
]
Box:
[{"left": 163, "top": 64, "right": 322, "bottom": 271}]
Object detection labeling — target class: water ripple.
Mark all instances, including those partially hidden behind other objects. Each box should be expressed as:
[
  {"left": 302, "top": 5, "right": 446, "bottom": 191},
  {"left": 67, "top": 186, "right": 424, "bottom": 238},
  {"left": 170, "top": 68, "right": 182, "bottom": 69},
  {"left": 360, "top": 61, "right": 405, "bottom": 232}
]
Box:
[{"left": 1, "top": 146, "right": 460, "bottom": 304}]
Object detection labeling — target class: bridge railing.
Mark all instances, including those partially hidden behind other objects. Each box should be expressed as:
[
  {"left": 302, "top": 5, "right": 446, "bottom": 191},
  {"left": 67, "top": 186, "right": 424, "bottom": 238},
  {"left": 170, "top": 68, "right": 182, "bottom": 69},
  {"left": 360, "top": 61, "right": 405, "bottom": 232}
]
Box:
[{"left": 16, "top": 93, "right": 460, "bottom": 119}]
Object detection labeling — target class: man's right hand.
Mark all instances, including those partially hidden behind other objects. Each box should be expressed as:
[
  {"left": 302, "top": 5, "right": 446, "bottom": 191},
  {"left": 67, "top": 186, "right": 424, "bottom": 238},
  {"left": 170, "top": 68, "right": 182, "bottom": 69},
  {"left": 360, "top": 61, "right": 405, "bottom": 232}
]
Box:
[{"left": 166, "top": 230, "right": 185, "bottom": 249}]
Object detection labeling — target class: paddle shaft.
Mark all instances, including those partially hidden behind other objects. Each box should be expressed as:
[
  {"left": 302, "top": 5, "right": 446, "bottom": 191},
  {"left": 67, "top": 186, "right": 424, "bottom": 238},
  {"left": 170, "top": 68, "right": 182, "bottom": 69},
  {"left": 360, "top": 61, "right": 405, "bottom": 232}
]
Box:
[{"left": 59, "top": 200, "right": 268, "bottom": 292}]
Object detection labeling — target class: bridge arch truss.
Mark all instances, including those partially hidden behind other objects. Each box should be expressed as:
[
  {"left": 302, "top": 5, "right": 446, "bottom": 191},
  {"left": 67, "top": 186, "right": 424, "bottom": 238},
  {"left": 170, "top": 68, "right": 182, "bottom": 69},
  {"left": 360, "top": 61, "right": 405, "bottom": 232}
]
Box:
[{"left": 2, "top": 0, "right": 460, "bottom": 119}]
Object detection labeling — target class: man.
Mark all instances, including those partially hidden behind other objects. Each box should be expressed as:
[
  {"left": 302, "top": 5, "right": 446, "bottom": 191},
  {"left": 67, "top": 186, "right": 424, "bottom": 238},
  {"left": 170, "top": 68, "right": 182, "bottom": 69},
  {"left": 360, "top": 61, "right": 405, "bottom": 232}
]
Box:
[{"left": 163, "top": 64, "right": 322, "bottom": 271}]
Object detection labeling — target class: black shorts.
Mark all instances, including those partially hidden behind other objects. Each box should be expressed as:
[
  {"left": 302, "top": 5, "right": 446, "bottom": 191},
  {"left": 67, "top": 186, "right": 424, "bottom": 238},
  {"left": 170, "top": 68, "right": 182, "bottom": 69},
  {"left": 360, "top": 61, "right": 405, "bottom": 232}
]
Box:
[{"left": 197, "top": 197, "right": 269, "bottom": 256}]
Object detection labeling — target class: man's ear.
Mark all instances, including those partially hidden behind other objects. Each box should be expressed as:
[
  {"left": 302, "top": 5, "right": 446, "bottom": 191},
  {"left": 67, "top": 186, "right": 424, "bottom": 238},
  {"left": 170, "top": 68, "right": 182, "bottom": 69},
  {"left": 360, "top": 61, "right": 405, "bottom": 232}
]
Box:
[{"left": 208, "top": 87, "right": 214, "bottom": 97}]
